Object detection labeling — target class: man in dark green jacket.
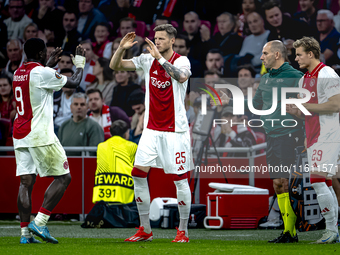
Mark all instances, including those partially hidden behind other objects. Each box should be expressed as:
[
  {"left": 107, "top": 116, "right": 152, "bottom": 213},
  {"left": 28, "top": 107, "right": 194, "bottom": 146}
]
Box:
[{"left": 217, "top": 40, "right": 304, "bottom": 243}]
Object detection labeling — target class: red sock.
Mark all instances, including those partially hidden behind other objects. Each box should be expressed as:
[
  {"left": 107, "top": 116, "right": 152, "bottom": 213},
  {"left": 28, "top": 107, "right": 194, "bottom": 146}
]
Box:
[
  {"left": 39, "top": 207, "right": 52, "bottom": 216},
  {"left": 20, "top": 222, "right": 29, "bottom": 228},
  {"left": 325, "top": 179, "right": 332, "bottom": 187}
]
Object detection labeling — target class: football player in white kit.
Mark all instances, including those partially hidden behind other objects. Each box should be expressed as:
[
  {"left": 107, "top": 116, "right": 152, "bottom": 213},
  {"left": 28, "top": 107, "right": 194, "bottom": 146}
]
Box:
[
  {"left": 12, "top": 38, "right": 85, "bottom": 244},
  {"left": 287, "top": 36, "right": 340, "bottom": 243},
  {"left": 110, "top": 24, "right": 193, "bottom": 242}
]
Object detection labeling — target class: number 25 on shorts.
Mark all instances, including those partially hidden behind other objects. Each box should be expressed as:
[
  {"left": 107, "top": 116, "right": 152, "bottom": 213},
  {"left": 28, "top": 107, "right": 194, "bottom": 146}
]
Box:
[{"left": 175, "top": 152, "right": 186, "bottom": 164}]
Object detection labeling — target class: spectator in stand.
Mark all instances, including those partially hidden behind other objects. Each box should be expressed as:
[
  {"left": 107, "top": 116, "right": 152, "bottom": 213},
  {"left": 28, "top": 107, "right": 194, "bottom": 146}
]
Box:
[
  {"left": 118, "top": 17, "right": 143, "bottom": 56},
  {"left": 46, "top": 42, "right": 56, "bottom": 61},
  {"left": 263, "top": 0, "right": 314, "bottom": 68},
  {"left": 333, "top": 0, "right": 340, "bottom": 33},
  {"left": 23, "top": 22, "right": 39, "bottom": 42},
  {"left": 237, "top": 64, "right": 256, "bottom": 96},
  {"left": 53, "top": 68, "right": 84, "bottom": 135},
  {"left": 110, "top": 70, "right": 140, "bottom": 117},
  {"left": 208, "top": 12, "right": 244, "bottom": 57},
  {"left": 87, "top": 88, "right": 112, "bottom": 140},
  {"left": 4, "top": 0, "right": 32, "bottom": 40},
  {"left": 31, "top": 0, "right": 64, "bottom": 44},
  {"left": 316, "top": 9, "right": 340, "bottom": 66},
  {"left": 77, "top": 0, "right": 107, "bottom": 40},
  {"left": 173, "top": 34, "right": 204, "bottom": 77},
  {"left": 205, "top": 49, "right": 224, "bottom": 73},
  {"left": 86, "top": 57, "right": 115, "bottom": 106},
  {"left": 238, "top": 12, "right": 270, "bottom": 72},
  {"left": 58, "top": 92, "right": 104, "bottom": 156},
  {"left": 213, "top": 106, "right": 257, "bottom": 157},
  {"left": 293, "top": 0, "right": 318, "bottom": 34},
  {"left": 97, "top": 0, "right": 155, "bottom": 37},
  {"left": 5, "top": 39, "right": 24, "bottom": 74},
  {"left": 92, "top": 22, "right": 112, "bottom": 59},
  {"left": 237, "top": 0, "right": 261, "bottom": 36},
  {"left": 79, "top": 39, "right": 96, "bottom": 90},
  {"left": 182, "top": 11, "right": 210, "bottom": 63},
  {"left": 0, "top": 71, "right": 15, "bottom": 122},
  {"left": 56, "top": 10, "right": 82, "bottom": 53},
  {"left": 57, "top": 52, "right": 74, "bottom": 72},
  {"left": 127, "top": 89, "right": 145, "bottom": 144}
]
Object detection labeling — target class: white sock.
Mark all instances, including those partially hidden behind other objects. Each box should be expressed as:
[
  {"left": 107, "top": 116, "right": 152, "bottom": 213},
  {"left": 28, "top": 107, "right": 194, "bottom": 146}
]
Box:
[
  {"left": 133, "top": 176, "right": 151, "bottom": 234},
  {"left": 34, "top": 212, "right": 50, "bottom": 227},
  {"left": 312, "top": 182, "right": 337, "bottom": 233},
  {"left": 329, "top": 186, "right": 339, "bottom": 230},
  {"left": 174, "top": 179, "right": 191, "bottom": 237},
  {"left": 21, "top": 227, "right": 31, "bottom": 238}
]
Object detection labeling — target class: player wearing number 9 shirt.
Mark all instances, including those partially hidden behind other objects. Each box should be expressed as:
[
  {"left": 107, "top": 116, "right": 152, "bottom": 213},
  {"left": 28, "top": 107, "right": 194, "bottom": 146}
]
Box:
[
  {"left": 110, "top": 24, "right": 194, "bottom": 243},
  {"left": 12, "top": 38, "right": 85, "bottom": 244}
]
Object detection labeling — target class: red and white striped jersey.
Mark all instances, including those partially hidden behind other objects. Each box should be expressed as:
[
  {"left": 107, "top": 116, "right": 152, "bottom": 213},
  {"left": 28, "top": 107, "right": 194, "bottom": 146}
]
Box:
[
  {"left": 12, "top": 62, "right": 67, "bottom": 148},
  {"left": 299, "top": 62, "right": 340, "bottom": 148},
  {"left": 131, "top": 52, "right": 191, "bottom": 132}
]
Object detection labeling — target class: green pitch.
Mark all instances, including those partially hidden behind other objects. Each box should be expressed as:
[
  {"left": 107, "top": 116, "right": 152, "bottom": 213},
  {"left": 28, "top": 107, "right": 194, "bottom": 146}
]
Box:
[{"left": 0, "top": 221, "right": 339, "bottom": 255}]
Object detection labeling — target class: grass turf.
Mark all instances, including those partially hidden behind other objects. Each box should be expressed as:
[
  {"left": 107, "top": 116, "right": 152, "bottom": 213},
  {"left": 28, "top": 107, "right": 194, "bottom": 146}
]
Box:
[{"left": 0, "top": 222, "right": 339, "bottom": 255}]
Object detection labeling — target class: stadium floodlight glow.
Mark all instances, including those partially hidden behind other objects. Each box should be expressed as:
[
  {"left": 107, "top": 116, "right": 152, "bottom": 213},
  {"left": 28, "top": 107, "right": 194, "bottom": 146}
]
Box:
[{"left": 201, "top": 84, "right": 312, "bottom": 116}]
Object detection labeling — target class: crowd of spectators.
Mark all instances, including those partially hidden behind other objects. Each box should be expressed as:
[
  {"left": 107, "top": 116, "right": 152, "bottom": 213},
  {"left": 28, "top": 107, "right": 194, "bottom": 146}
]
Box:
[{"left": 1, "top": 0, "right": 340, "bottom": 155}]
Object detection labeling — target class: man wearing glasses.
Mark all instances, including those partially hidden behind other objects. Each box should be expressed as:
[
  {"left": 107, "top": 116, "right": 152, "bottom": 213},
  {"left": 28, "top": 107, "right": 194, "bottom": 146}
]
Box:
[{"left": 4, "top": 0, "right": 32, "bottom": 40}]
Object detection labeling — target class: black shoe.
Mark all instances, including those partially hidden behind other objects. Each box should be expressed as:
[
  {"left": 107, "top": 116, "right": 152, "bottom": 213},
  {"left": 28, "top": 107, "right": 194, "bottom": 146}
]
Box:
[
  {"left": 274, "top": 232, "right": 298, "bottom": 243},
  {"left": 268, "top": 232, "right": 284, "bottom": 243}
]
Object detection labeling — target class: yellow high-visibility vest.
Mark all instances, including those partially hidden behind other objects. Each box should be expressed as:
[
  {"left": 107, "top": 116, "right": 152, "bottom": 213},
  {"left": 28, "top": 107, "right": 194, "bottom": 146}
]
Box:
[{"left": 92, "top": 136, "right": 137, "bottom": 204}]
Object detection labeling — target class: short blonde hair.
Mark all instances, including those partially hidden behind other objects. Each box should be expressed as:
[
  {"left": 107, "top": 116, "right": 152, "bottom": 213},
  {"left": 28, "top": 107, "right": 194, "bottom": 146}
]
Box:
[{"left": 293, "top": 36, "right": 320, "bottom": 59}]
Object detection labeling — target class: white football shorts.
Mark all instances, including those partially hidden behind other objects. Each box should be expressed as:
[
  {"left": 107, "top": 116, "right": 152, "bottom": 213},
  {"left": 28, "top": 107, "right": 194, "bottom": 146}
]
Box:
[
  {"left": 15, "top": 140, "right": 70, "bottom": 177},
  {"left": 135, "top": 128, "right": 194, "bottom": 174},
  {"left": 307, "top": 142, "right": 340, "bottom": 177}
]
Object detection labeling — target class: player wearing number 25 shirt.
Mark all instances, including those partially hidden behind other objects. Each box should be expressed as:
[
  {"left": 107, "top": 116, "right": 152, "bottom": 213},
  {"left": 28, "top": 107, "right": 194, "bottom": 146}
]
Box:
[
  {"left": 288, "top": 37, "right": 340, "bottom": 244},
  {"left": 110, "top": 24, "right": 193, "bottom": 243},
  {"left": 12, "top": 38, "right": 85, "bottom": 244}
]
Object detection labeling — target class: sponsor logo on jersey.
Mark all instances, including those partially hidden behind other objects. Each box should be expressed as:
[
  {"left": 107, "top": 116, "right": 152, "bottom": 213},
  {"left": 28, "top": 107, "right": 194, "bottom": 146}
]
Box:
[
  {"left": 150, "top": 77, "right": 171, "bottom": 88},
  {"left": 55, "top": 72, "right": 62, "bottom": 79}
]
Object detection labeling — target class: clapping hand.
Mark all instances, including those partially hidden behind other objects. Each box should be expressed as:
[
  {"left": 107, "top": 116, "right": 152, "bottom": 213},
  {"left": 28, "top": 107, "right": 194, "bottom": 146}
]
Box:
[{"left": 46, "top": 47, "right": 63, "bottom": 68}]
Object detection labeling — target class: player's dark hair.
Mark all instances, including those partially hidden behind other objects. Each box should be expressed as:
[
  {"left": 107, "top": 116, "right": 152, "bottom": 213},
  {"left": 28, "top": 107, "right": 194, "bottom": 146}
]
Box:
[
  {"left": 293, "top": 36, "right": 321, "bottom": 60},
  {"left": 110, "top": 120, "right": 129, "bottom": 137},
  {"left": 24, "top": 38, "right": 46, "bottom": 59},
  {"left": 86, "top": 88, "right": 103, "bottom": 99},
  {"left": 154, "top": 24, "right": 177, "bottom": 38}
]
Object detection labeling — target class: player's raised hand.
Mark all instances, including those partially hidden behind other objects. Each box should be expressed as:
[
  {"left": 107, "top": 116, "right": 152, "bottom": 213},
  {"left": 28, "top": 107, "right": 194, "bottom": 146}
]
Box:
[
  {"left": 120, "top": 32, "right": 138, "bottom": 50},
  {"left": 75, "top": 44, "right": 86, "bottom": 57},
  {"left": 210, "top": 90, "right": 230, "bottom": 106},
  {"left": 45, "top": 47, "right": 62, "bottom": 68},
  {"left": 145, "top": 37, "right": 162, "bottom": 60},
  {"left": 71, "top": 45, "right": 86, "bottom": 69}
]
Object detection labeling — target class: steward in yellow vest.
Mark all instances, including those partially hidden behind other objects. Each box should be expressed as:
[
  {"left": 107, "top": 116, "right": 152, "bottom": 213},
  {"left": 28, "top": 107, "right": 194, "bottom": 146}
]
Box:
[{"left": 93, "top": 120, "right": 137, "bottom": 204}]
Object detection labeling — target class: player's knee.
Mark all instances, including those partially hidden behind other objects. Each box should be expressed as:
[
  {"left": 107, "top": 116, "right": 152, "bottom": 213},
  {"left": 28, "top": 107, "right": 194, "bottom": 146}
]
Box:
[
  {"left": 20, "top": 175, "right": 36, "bottom": 188},
  {"left": 57, "top": 173, "right": 72, "bottom": 187}
]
